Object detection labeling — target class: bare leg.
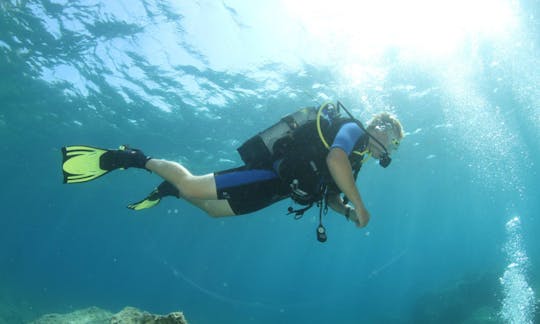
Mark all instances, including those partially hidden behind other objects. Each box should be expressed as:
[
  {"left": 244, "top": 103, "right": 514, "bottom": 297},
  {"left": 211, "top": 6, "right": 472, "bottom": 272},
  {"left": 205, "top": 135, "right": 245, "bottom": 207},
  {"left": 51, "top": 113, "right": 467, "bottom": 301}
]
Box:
[
  {"left": 146, "top": 159, "right": 217, "bottom": 199},
  {"left": 145, "top": 159, "right": 235, "bottom": 217},
  {"left": 184, "top": 198, "right": 236, "bottom": 217}
]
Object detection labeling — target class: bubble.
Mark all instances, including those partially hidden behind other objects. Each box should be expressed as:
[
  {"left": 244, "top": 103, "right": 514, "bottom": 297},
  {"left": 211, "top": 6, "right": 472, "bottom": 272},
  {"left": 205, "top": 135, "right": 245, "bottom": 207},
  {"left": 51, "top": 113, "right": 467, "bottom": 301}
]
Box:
[{"left": 499, "top": 216, "right": 535, "bottom": 324}]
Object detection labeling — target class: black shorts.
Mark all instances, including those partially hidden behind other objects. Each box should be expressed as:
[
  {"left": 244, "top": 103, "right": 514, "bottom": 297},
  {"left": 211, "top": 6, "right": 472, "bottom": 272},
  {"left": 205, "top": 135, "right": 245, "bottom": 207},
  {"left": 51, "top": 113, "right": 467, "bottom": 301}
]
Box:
[{"left": 214, "top": 166, "right": 289, "bottom": 215}]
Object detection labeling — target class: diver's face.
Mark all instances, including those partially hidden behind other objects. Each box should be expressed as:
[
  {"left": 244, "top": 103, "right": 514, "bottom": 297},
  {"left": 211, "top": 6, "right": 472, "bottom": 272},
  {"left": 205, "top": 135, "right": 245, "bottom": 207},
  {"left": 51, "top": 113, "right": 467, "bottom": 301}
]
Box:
[
  {"left": 369, "top": 127, "right": 400, "bottom": 158},
  {"left": 368, "top": 137, "right": 383, "bottom": 158}
]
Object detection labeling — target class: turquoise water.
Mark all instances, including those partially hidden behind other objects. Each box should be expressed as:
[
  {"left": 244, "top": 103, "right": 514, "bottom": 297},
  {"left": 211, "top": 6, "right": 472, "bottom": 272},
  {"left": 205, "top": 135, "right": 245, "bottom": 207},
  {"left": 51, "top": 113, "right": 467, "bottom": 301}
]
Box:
[{"left": 1, "top": 0, "right": 539, "bottom": 323}]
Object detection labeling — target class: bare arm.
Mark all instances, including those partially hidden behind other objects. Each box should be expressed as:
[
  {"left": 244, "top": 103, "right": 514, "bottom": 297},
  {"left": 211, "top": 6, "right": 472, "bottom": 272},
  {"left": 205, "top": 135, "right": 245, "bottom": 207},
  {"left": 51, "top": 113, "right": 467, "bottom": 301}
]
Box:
[{"left": 326, "top": 148, "right": 370, "bottom": 227}]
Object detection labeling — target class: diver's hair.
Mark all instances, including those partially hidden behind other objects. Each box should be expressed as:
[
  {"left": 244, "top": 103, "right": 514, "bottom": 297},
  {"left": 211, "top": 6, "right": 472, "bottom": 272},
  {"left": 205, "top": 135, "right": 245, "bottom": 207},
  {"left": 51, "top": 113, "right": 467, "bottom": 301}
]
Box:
[{"left": 366, "top": 112, "right": 404, "bottom": 139}]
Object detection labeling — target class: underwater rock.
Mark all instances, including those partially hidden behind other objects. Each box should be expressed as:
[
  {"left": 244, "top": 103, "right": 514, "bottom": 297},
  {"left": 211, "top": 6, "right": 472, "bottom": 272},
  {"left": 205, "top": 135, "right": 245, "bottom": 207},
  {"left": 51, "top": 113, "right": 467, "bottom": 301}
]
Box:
[
  {"left": 110, "top": 306, "right": 187, "bottom": 324},
  {"left": 30, "top": 306, "right": 188, "bottom": 324},
  {"left": 409, "top": 273, "right": 500, "bottom": 323},
  {"left": 30, "top": 307, "right": 113, "bottom": 324}
]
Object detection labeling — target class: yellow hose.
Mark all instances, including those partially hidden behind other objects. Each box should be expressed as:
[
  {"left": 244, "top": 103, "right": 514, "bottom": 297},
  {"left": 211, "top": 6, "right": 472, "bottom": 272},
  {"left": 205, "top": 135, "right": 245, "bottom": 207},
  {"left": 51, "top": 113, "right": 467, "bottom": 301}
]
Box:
[{"left": 315, "top": 102, "right": 370, "bottom": 161}]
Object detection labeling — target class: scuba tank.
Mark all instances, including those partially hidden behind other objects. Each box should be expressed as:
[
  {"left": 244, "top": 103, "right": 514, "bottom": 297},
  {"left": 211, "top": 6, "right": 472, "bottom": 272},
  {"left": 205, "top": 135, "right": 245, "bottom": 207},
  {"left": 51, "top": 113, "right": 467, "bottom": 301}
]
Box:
[
  {"left": 237, "top": 107, "right": 318, "bottom": 168},
  {"left": 237, "top": 103, "right": 345, "bottom": 206},
  {"left": 236, "top": 102, "right": 368, "bottom": 243}
]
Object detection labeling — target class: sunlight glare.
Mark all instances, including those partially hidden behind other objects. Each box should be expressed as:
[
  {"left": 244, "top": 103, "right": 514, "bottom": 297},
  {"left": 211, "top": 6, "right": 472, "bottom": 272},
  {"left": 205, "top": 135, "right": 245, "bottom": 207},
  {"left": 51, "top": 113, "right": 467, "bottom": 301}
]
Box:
[{"left": 283, "top": 0, "right": 518, "bottom": 58}]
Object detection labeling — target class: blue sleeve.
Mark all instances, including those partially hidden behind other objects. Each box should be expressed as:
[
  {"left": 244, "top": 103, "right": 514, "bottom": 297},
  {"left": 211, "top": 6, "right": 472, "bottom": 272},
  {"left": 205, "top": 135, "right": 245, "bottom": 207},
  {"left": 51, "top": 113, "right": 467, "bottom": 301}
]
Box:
[{"left": 330, "top": 122, "right": 364, "bottom": 155}]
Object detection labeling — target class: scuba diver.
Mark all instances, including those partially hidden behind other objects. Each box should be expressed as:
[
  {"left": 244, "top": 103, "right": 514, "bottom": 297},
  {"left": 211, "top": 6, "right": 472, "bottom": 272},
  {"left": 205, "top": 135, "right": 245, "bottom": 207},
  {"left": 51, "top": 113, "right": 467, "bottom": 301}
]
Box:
[{"left": 61, "top": 101, "right": 404, "bottom": 242}]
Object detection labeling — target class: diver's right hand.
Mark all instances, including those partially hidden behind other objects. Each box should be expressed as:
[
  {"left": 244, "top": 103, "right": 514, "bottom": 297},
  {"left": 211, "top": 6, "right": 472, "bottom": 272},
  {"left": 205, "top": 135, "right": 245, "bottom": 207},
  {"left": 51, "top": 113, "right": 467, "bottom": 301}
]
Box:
[{"left": 354, "top": 207, "right": 370, "bottom": 228}]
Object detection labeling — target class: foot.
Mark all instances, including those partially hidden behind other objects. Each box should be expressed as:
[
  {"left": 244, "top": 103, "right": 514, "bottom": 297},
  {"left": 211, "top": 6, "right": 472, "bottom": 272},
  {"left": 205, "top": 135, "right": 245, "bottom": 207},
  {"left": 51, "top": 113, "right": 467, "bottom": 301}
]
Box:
[
  {"left": 156, "top": 181, "right": 180, "bottom": 198},
  {"left": 100, "top": 145, "right": 150, "bottom": 170}
]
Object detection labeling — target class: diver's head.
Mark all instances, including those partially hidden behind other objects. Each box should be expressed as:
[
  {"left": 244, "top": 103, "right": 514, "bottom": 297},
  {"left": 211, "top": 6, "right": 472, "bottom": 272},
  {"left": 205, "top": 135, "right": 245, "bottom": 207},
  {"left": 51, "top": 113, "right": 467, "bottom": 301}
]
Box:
[{"left": 366, "top": 113, "right": 404, "bottom": 163}]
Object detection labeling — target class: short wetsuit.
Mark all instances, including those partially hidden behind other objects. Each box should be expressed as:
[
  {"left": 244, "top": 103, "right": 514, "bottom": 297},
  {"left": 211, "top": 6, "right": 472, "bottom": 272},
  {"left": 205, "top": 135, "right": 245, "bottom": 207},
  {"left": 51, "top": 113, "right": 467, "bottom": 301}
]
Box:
[
  {"left": 214, "top": 167, "right": 289, "bottom": 214},
  {"left": 215, "top": 122, "right": 365, "bottom": 215}
]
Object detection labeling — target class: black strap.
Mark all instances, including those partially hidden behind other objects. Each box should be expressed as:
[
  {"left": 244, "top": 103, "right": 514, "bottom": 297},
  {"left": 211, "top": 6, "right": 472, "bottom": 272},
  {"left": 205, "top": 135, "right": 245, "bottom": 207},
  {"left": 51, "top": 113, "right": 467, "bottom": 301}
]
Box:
[
  {"left": 316, "top": 195, "right": 329, "bottom": 242},
  {"left": 287, "top": 204, "right": 314, "bottom": 219},
  {"left": 337, "top": 101, "right": 392, "bottom": 168},
  {"left": 318, "top": 194, "right": 329, "bottom": 226}
]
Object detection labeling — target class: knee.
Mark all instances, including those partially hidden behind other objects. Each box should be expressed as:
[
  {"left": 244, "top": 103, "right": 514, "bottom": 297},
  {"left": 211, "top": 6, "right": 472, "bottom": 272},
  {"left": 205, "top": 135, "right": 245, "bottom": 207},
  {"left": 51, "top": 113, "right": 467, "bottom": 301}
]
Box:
[{"left": 171, "top": 177, "right": 208, "bottom": 200}]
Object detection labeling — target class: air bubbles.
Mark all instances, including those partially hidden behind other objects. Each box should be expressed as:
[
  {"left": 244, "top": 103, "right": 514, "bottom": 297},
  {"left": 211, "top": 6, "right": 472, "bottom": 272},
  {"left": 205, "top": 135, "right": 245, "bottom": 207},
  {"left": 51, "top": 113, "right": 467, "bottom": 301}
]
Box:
[
  {"left": 0, "top": 40, "right": 11, "bottom": 51},
  {"left": 505, "top": 216, "right": 520, "bottom": 230},
  {"left": 499, "top": 215, "right": 535, "bottom": 324},
  {"left": 434, "top": 123, "right": 453, "bottom": 129}
]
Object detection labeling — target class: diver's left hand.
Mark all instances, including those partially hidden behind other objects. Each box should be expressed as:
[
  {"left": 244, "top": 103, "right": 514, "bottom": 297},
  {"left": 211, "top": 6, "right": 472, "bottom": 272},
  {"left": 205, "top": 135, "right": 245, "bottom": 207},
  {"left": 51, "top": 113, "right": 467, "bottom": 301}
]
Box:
[{"left": 353, "top": 207, "right": 370, "bottom": 228}]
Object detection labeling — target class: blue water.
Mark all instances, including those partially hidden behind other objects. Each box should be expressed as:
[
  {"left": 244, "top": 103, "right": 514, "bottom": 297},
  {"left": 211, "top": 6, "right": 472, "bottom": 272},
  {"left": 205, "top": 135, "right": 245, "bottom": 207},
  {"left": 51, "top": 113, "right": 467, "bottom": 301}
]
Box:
[{"left": 1, "top": 0, "right": 539, "bottom": 323}]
